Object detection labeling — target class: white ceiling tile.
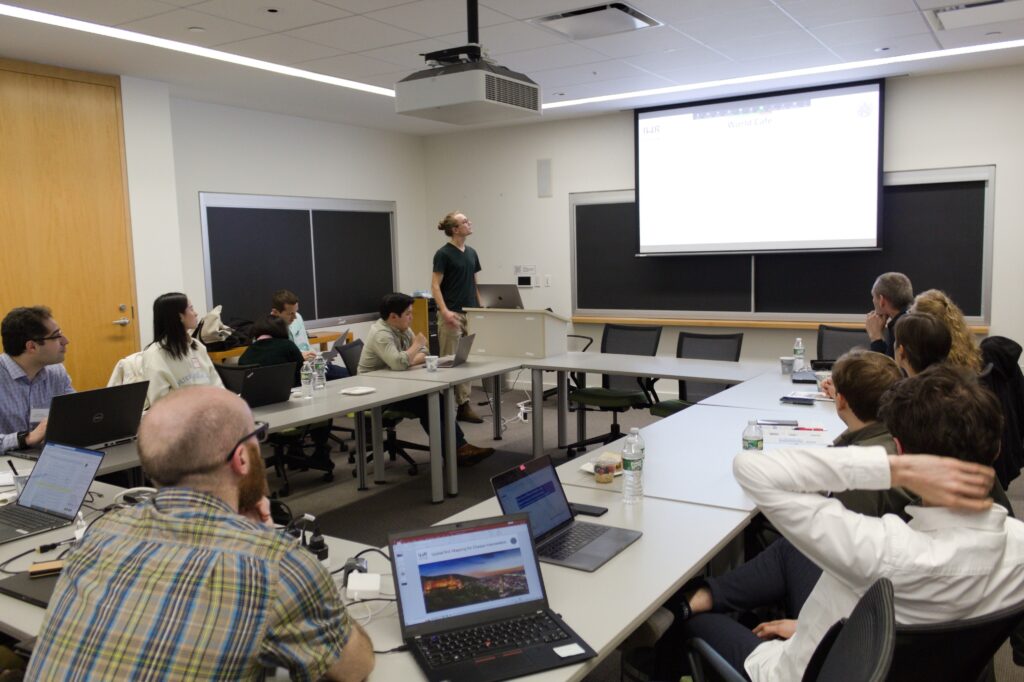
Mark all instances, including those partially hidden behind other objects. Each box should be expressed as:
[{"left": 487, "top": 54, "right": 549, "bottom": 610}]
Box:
[
  {"left": 544, "top": 73, "right": 675, "bottom": 101},
  {"left": 363, "top": 69, "right": 418, "bottom": 88},
  {"left": 630, "top": 0, "right": 775, "bottom": 24},
  {"left": 809, "top": 11, "right": 931, "bottom": 46},
  {"left": 12, "top": 0, "right": 179, "bottom": 25},
  {"left": 674, "top": 6, "right": 806, "bottom": 44},
  {"left": 361, "top": 38, "right": 457, "bottom": 68},
  {"left": 119, "top": 7, "right": 267, "bottom": 45},
  {"left": 832, "top": 32, "right": 941, "bottom": 60},
  {"left": 580, "top": 25, "right": 705, "bottom": 59},
  {"left": 438, "top": 21, "right": 565, "bottom": 54},
  {"left": 477, "top": 0, "right": 602, "bottom": 21},
  {"left": 776, "top": 0, "right": 920, "bottom": 29},
  {"left": 286, "top": 14, "right": 422, "bottom": 51},
  {"left": 728, "top": 48, "right": 840, "bottom": 74},
  {"left": 189, "top": 0, "right": 350, "bottom": 31},
  {"left": 299, "top": 51, "right": 403, "bottom": 77},
  {"left": 315, "top": 0, "right": 414, "bottom": 14},
  {"left": 934, "top": 18, "right": 1024, "bottom": 48},
  {"left": 366, "top": 0, "right": 509, "bottom": 36},
  {"left": 494, "top": 42, "right": 609, "bottom": 73},
  {"left": 529, "top": 59, "right": 652, "bottom": 88},
  {"left": 711, "top": 29, "right": 828, "bottom": 60},
  {"left": 626, "top": 44, "right": 732, "bottom": 73},
  {"left": 218, "top": 32, "right": 341, "bottom": 63}
]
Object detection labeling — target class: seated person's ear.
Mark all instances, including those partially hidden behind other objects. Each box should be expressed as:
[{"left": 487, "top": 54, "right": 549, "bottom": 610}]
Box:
[{"left": 893, "top": 437, "right": 904, "bottom": 455}]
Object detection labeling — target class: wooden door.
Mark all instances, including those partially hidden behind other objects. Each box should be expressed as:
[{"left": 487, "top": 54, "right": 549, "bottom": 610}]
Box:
[{"left": 0, "top": 59, "right": 138, "bottom": 390}]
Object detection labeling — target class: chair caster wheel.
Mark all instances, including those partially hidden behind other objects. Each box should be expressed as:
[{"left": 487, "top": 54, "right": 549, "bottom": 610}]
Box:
[
  {"left": 277, "top": 486, "right": 290, "bottom": 498},
  {"left": 351, "top": 469, "right": 357, "bottom": 478},
  {"left": 408, "top": 465, "right": 418, "bottom": 476},
  {"left": 566, "top": 448, "right": 576, "bottom": 459},
  {"left": 322, "top": 472, "right": 334, "bottom": 482}
]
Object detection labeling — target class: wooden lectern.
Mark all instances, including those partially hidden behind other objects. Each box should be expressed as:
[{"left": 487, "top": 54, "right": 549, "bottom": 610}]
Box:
[{"left": 463, "top": 308, "right": 569, "bottom": 358}]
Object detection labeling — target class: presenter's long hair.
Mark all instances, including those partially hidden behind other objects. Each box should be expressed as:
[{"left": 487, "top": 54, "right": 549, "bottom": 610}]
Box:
[{"left": 151, "top": 292, "right": 194, "bottom": 360}]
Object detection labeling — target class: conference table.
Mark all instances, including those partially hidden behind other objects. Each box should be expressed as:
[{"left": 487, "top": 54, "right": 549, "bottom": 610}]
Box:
[
  {"left": 524, "top": 353, "right": 776, "bottom": 458},
  {"left": 699, "top": 370, "right": 840, "bottom": 417},
  {"left": 364, "top": 356, "right": 524, "bottom": 497}
]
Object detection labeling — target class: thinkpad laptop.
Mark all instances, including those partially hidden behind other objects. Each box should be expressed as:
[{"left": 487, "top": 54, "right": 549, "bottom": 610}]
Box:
[
  {"left": 0, "top": 571, "right": 59, "bottom": 608},
  {"left": 491, "top": 456, "right": 641, "bottom": 572},
  {"left": 416, "top": 334, "right": 475, "bottom": 370},
  {"left": 216, "top": 362, "right": 295, "bottom": 407},
  {"left": 389, "top": 514, "right": 595, "bottom": 682},
  {"left": 477, "top": 284, "right": 524, "bottom": 310},
  {"left": 0, "top": 442, "right": 104, "bottom": 546},
  {"left": 42, "top": 382, "right": 149, "bottom": 450}
]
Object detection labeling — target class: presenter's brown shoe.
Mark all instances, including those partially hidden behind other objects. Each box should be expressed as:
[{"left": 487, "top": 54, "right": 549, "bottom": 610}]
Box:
[
  {"left": 456, "top": 443, "right": 494, "bottom": 466},
  {"left": 456, "top": 402, "right": 484, "bottom": 424}
]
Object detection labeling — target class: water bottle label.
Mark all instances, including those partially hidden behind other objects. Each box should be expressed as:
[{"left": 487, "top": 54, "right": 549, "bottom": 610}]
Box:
[
  {"left": 623, "top": 458, "right": 643, "bottom": 472},
  {"left": 742, "top": 437, "right": 764, "bottom": 451}
]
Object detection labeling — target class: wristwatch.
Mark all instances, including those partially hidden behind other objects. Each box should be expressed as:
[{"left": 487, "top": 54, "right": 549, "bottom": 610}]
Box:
[{"left": 16, "top": 430, "right": 29, "bottom": 449}]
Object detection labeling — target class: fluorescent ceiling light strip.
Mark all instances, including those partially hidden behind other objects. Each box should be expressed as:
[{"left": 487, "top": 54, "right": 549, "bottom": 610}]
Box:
[
  {"left": 544, "top": 38, "right": 1024, "bottom": 109},
  {"left": 0, "top": 3, "right": 394, "bottom": 98}
]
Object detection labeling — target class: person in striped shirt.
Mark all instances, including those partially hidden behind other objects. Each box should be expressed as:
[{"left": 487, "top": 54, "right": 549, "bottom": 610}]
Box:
[{"left": 26, "top": 386, "right": 374, "bottom": 681}]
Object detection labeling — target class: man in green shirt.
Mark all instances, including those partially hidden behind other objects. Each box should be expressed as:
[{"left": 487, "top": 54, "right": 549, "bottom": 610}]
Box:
[{"left": 432, "top": 211, "right": 483, "bottom": 424}]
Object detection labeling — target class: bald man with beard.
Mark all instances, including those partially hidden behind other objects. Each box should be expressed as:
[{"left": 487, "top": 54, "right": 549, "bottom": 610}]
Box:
[{"left": 27, "top": 387, "right": 374, "bottom": 682}]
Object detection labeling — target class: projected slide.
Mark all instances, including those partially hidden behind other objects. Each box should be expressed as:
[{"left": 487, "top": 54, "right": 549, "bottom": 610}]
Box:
[{"left": 636, "top": 82, "right": 882, "bottom": 254}]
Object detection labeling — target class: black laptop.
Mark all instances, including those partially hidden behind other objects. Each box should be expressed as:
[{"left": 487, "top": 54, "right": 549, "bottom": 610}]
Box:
[
  {"left": 389, "top": 514, "right": 595, "bottom": 682},
  {"left": 215, "top": 362, "right": 295, "bottom": 407},
  {"left": 491, "top": 456, "right": 641, "bottom": 572},
  {"left": 0, "top": 442, "right": 104, "bottom": 546},
  {"left": 43, "top": 382, "right": 149, "bottom": 450},
  {"left": 0, "top": 571, "right": 59, "bottom": 608}
]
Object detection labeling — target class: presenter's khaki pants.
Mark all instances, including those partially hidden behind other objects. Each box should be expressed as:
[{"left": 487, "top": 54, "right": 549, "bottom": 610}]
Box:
[{"left": 439, "top": 312, "right": 470, "bottom": 406}]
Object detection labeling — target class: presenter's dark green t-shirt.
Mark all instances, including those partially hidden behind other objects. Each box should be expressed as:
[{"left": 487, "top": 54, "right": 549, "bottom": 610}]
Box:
[{"left": 432, "top": 243, "right": 481, "bottom": 313}]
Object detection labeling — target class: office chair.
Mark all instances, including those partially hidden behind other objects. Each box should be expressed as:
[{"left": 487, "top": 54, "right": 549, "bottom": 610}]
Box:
[
  {"left": 979, "top": 335, "right": 1024, "bottom": 488},
  {"left": 686, "top": 578, "right": 895, "bottom": 682},
  {"left": 338, "top": 339, "right": 420, "bottom": 476},
  {"left": 816, "top": 324, "right": 870, "bottom": 363},
  {"left": 541, "top": 333, "right": 594, "bottom": 408},
  {"left": 564, "top": 324, "right": 662, "bottom": 458},
  {"left": 651, "top": 331, "right": 743, "bottom": 418}
]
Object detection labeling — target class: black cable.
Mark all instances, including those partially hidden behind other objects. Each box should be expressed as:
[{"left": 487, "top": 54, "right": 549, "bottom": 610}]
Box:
[
  {"left": 0, "top": 547, "right": 37, "bottom": 575},
  {"left": 373, "top": 644, "right": 409, "bottom": 654},
  {"left": 348, "top": 597, "right": 396, "bottom": 605},
  {"left": 354, "top": 547, "right": 389, "bottom": 561}
]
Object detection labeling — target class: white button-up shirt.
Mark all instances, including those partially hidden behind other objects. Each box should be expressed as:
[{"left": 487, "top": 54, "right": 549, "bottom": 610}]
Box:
[{"left": 734, "top": 445, "right": 1024, "bottom": 682}]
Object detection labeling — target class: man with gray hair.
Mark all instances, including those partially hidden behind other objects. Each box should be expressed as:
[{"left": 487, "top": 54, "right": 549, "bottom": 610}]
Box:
[
  {"left": 867, "top": 271, "right": 913, "bottom": 357},
  {"left": 27, "top": 386, "right": 374, "bottom": 681}
]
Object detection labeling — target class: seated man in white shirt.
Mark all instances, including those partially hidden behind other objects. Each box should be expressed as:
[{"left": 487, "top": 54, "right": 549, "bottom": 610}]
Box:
[
  {"left": 270, "top": 289, "right": 348, "bottom": 379},
  {"left": 707, "top": 364, "right": 1022, "bottom": 681}
]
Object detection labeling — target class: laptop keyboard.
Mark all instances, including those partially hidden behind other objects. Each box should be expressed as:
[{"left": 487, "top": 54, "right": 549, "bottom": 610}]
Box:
[
  {"left": 543, "top": 523, "right": 610, "bottom": 560},
  {"left": 415, "top": 611, "right": 571, "bottom": 667},
  {"left": 0, "top": 505, "right": 57, "bottom": 531}
]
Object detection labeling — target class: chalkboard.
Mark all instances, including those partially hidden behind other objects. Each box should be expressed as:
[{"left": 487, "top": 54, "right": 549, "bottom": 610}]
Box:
[
  {"left": 572, "top": 168, "right": 992, "bottom": 321},
  {"left": 201, "top": 194, "right": 396, "bottom": 326}
]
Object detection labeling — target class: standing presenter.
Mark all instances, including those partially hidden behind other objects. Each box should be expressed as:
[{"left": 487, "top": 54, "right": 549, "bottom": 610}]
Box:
[{"left": 432, "top": 211, "right": 484, "bottom": 424}]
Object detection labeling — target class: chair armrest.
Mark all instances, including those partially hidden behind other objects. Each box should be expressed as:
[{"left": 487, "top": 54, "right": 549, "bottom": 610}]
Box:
[{"left": 685, "top": 638, "right": 748, "bottom": 682}]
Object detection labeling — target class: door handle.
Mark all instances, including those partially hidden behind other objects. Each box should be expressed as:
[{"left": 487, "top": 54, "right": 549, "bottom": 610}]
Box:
[{"left": 112, "top": 318, "right": 131, "bottom": 326}]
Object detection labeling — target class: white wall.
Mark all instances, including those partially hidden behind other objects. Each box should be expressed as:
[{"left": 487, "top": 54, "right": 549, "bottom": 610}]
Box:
[{"left": 424, "top": 64, "right": 1024, "bottom": 366}]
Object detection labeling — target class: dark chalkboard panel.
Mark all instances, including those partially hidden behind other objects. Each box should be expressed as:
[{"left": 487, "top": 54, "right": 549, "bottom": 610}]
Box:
[
  {"left": 574, "top": 178, "right": 987, "bottom": 318},
  {"left": 202, "top": 196, "right": 395, "bottom": 325}
]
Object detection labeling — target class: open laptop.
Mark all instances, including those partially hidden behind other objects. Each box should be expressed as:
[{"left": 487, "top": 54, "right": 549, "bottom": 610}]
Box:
[
  {"left": 491, "top": 456, "right": 641, "bottom": 572},
  {"left": 477, "top": 284, "right": 524, "bottom": 309},
  {"left": 415, "top": 333, "right": 475, "bottom": 370},
  {"left": 0, "top": 442, "right": 104, "bottom": 545},
  {"left": 320, "top": 328, "right": 352, "bottom": 363},
  {"left": 389, "top": 514, "right": 596, "bottom": 682},
  {"left": 42, "top": 382, "right": 149, "bottom": 450},
  {"left": 215, "top": 362, "right": 295, "bottom": 407}
]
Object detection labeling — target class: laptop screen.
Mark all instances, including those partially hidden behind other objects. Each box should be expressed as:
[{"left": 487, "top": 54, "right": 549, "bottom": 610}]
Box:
[
  {"left": 494, "top": 460, "right": 573, "bottom": 539},
  {"left": 391, "top": 517, "right": 545, "bottom": 628},
  {"left": 18, "top": 443, "right": 103, "bottom": 519}
]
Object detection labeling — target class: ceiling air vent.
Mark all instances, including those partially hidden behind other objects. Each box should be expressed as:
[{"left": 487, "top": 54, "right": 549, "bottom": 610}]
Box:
[
  {"left": 928, "top": 0, "right": 1024, "bottom": 30},
  {"left": 531, "top": 3, "right": 661, "bottom": 40}
]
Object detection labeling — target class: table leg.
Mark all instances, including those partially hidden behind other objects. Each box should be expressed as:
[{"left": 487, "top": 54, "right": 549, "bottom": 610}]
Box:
[
  {"left": 445, "top": 387, "right": 458, "bottom": 497},
  {"left": 532, "top": 368, "right": 544, "bottom": 458},
  {"left": 576, "top": 372, "right": 587, "bottom": 443},
  {"left": 557, "top": 371, "right": 568, "bottom": 448},
  {"left": 355, "top": 411, "right": 368, "bottom": 491},
  {"left": 491, "top": 375, "right": 502, "bottom": 441},
  {"left": 371, "top": 406, "right": 385, "bottom": 484},
  {"left": 427, "top": 392, "right": 443, "bottom": 504}
]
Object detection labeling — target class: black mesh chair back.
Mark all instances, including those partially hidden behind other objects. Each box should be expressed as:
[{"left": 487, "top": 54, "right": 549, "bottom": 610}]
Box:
[
  {"left": 883, "top": 599, "right": 1024, "bottom": 682},
  {"left": 338, "top": 339, "right": 365, "bottom": 376},
  {"left": 817, "top": 325, "right": 870, "bottom": 362},
  {"left": 803, "top": 578, "right": 895, "bottom": 682},
  {"left": 600, "top": 324, "right": 662, "bottom": 391},
  {"left": 677, "top": 332, "right": 743, "bottom": 402}
]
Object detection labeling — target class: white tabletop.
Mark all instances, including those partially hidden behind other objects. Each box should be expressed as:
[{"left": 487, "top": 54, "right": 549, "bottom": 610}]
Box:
[
  {"left": 365, "top": 356, "right": 525, "bottom": 385},
  {"left": 366, "top": 485, "right": 750, "bottom": 682},
  {"left": 525, "top": 352, "right": 774, "bottom": 385},
  {"left": 556, "top": 404, "right": 844, "bottom": 512},
  {"left": 699, "top": 371, "right": 840, "bottom": 418}
]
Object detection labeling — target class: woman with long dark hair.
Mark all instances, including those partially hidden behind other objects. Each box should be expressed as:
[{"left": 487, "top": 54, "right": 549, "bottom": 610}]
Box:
[{"left": 141, "top": 293, "right": 222, "bottom": 406}]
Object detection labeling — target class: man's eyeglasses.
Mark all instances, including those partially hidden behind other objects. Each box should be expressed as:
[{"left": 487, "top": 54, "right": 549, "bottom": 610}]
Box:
[
  {"left": 33, "top": 330, "right": 66, "bottom": 343},
  {"left": 226, "top": 421, "right": 269, "bottom": 462}
]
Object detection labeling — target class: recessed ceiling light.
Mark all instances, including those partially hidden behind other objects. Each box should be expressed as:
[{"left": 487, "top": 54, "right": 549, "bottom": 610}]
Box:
[
  {"left": 874, "top": 46, "right": 890, "bottom": 52},
  {"left": 187, "top": 26, "right": 205, "bottom": 32},
  {"left": 986, "top": 30, "right": 1002, "bottom": 36},
  {"left": 266, "top": 8, "right": 279, "bottom": 13}
]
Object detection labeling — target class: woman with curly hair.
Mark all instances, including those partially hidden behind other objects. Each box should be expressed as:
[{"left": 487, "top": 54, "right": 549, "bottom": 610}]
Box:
[{"left": 911, "top": 289, "right": 983, "bottom": 373}]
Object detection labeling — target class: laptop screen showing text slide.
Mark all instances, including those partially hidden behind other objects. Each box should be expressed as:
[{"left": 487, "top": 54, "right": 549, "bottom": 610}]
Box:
[
  {"left": 393, "top": 519, "right": 544, "bottom": 628},
  {"left": 494, "top": 465, "right": 573, "bottom": 538},
  {"left": 19, "top": 443, "right": 103, "bottom": 519}
]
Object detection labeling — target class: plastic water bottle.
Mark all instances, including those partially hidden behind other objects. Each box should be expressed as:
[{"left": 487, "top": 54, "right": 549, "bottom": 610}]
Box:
[
  {"left": 73, "top": 511, "right": 88, "bottom": 546},
  {"left": 622, "top": 428, "right": 644, "bottom": 504},
  {"left": 300, "top": 360, "right": 314, "bottom": 398},
  {"left": 742, "top": 420, "right": 764, "bottom": 451},
  {"left": 313, "top": 355, "right": 327, "bottom": 390},
  {"left": 793, "top": 337, "right": 805, "bottom": 370}
]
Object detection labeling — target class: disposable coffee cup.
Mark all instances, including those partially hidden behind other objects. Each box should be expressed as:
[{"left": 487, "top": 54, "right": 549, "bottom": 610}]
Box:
[
  {"left": 780, "top": 356, "right": 796, "bottom": 374},
  {"left": 425, "top": 355, "right": 439, "bottom": 372}
]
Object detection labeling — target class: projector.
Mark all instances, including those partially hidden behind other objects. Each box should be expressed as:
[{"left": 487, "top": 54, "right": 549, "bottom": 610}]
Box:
[{"left": 395, "top": 59, "right": 541, "bottom": 125}]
